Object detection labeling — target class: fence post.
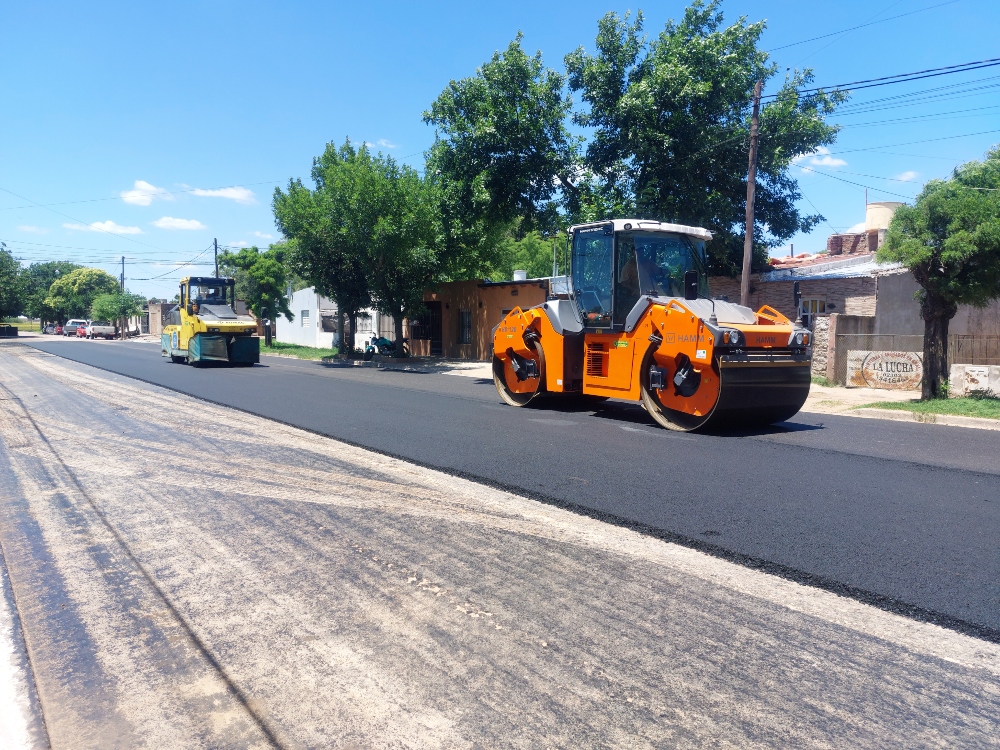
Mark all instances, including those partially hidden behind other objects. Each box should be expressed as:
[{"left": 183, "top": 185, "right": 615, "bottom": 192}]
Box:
[{"left": 826, "top": 313, "right": 839, "bottom": 383}]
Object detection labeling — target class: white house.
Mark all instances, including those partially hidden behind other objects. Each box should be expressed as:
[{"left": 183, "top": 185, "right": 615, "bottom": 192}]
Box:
[{"left": 277, "top": 287, "right": 339, "bottom": 348}]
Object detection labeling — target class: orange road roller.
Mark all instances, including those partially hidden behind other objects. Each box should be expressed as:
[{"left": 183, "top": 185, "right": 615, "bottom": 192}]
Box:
[{"left": 492, "top": 220, "right": 812, "bottom": 431}]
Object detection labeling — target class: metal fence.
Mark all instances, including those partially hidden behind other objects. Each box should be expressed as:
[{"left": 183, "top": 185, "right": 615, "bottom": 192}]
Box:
[{"left": 834, "top": 333, "right": 1000, "bottom": 384}]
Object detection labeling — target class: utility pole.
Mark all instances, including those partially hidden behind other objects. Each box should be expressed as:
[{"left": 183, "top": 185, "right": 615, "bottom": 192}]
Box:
[
  {"left": 214, "top": 238, "right": 219, "bottom": 278},
  {"left": 740, "top": 80, "right": 763, "bottom": 308},
  {"left": 120, "top": 256, "right": 125, "bottom": 290}
]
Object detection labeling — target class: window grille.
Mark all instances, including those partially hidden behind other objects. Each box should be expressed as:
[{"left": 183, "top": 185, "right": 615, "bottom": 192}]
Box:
[{"left": 459, "top": 309, "right": 472, "bottom": 345}]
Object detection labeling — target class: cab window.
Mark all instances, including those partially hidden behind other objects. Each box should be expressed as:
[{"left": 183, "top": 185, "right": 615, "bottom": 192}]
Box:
[{"left": 571, "top": 226, "right": 614, "bottom": 327}]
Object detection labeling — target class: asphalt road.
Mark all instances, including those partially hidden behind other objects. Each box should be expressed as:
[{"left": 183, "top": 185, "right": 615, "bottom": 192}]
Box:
[
  {"left": 2, "top": 343, "right": 999, "bottom": 748},
  {"left": 23, "top": 337, "right": 1000, "bottom": 638}
]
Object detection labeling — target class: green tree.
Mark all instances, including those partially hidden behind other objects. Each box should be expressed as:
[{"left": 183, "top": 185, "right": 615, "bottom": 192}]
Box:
[
  {"left": 564, "top": 2, "right": 846, "bottom": 274},
  {"left": 354, "top": 150, "right": 442, "bottom": 357},
  {"left": 0, "top": 244, "right": 26, "bottom": 320},
  {"left": 878, "top": 146, "right": 1000, "bottom": 399},
  {"left": 44, "top": 267, "right": 120, "bottom": 321},
  {"left": 424, "top": 33, "right": 580, "bottom": 237},
  {"left": 274, "top": 140, "right": 373, "bottom": 353},
  {"left": 91, "top": 290, "right": 146, "bottom": 339},
  {"left": 218, "top": 244, "right": 294, "bottom": 323},
  {"left": 22, "top": 261, "right": 83, "bottom": 322},
  {"left": 492, "top": 230, "right": 566, "bottom": 281}
]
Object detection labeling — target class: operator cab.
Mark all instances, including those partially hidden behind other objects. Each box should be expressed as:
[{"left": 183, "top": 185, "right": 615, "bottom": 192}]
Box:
[
  {"left": 570, "top": 220, "right": 712, "bottom": 329},
  {"left": 180, "top": 277, "right": 236, "bottom": 315}
]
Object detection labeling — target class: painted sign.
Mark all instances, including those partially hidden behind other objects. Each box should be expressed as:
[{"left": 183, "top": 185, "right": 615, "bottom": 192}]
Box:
[{"left": 846, "top": 350, "right": 923, "bottom": 390}]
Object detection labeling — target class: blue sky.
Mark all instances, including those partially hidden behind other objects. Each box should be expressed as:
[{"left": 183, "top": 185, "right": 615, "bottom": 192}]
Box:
[{"left": 2, "top": 0, "right": 998, "bottom": 300}]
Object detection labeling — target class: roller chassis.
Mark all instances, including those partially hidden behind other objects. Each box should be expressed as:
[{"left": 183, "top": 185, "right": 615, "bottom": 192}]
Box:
[{"left": 492, "top": 297, "right": 811, "bottom": 432}]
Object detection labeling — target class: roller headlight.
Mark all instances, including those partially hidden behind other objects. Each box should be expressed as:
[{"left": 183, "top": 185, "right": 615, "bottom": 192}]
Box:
[
  {"left": 790, "top": 330, "right": 810, "bottom": 347},
  {"left": 723, "top": 329, "right": 742, "bottom": 346}
]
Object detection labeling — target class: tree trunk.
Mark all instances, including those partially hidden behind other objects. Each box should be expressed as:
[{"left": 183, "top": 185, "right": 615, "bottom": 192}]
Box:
[
  {"left": 920, "top": 293, "right": 958, "bottom": 399},
  {"left": 336, "top": 306, "right": 345, "bottom": 357},
  {"left": 347, "top": 310, "right": 358, "bottom": 356},
  {"left": 393, "top": 311, "right": 406, "bottom": 358}
]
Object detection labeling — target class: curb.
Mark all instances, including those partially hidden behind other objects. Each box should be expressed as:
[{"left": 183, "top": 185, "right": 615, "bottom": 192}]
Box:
[{"left": 850, "top": 407, "right": 1000, "bottom": 431}]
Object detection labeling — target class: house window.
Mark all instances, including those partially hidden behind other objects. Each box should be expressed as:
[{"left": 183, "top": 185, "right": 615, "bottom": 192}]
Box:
[
  {"left": 301, "top": 310, "right": 311, "bottom": 327},
  {"left": 799, "top": 297, "right": 826, "bottom": 329},
  {"left": 459, "top": 309, "right": 472, "bottom": 345}
]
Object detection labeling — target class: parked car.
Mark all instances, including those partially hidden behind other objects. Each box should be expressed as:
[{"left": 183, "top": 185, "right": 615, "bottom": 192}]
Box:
[
  {"left": 76, "top": 323, "right": 89, "bottom": 338},
  {"left": 42, "top": 324, "right": 56, "bottom": 334},
  {"left": 85, "top": 321, "right": 116, "bottom": 340},
  {"left": 54, "top": 324, "right": 63, "bottom": 335},
  {"left": 63, "top": 319, "right": 87, "bottom": 336}
]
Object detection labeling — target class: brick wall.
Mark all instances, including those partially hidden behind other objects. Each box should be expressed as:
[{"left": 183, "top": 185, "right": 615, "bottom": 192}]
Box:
[{"left": 708, "top": 275, "right": 876, "bottom": 321}]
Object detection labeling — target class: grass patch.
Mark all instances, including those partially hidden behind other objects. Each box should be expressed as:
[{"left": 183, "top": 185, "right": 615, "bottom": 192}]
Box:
[
  {"left": 1, "top": 320, "right": 40, "bottom": 331},
  {"left": 261, "top": 341, "right": 340, "bottom": 360},
  {"left": 811, "top": 375, "right": 835, "bottom": 387},
  {"left": 860, "top": 396, "right": 1000, "bottom": 420}
]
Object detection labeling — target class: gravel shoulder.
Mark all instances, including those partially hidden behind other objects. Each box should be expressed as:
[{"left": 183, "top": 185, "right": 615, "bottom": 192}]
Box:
[{"left": 0, "top": 344, "right": 998, "bottom": 748}]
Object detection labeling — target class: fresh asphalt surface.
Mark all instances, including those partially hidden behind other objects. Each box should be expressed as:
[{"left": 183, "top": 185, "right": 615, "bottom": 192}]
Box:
[{"left": 24, "top": 338, "right": 1000, "bottom": 638}]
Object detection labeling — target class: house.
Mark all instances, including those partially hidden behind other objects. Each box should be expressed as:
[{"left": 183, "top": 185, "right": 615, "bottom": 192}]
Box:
[
  {"left": 277, "top": 287, "right": 340, "bottom": 348},
  {"left": 710, "top": 201, "right": 1000, "bottom": 382},
  {"left": 409, "top": 277, "right": 553, "bottom": 360}
]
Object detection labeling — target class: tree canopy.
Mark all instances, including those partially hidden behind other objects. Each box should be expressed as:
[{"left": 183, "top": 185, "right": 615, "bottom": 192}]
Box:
[
  {"left": 23, "top": 261, "right": 84, "bottom": 321},
  {"left": 91, "top": 290, "right": 146, "bottom": 338},
  {"left": 276, "top": 140, "right": 442, "bottom": 354},
  {"left": 424, "top": 0, "right": 846, "bottom": 275},
  {"left": 218, "top": 244, "right": 294, "bottom": 322},
  {"left": 878, "top": 145, "right": 1000, "bottom": 397},
  {"left": 44, "top": 267, "right": 120, "bottom": 321},
  {"left": 0, "top": 244, "right": 26, "bottom": 320}
]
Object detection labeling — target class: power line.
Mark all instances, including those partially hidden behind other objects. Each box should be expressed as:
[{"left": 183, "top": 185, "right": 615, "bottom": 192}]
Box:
[
  {"left": 130, "top": 245, "right": 214, "bottom": 281},
  {"left": 0, "top": 185, "right": 170, "bottom": 253},
  {"left": 764, "top": 57, "right": 1000, "bottom": 99},
  {"left": 768, "top": 1, "right": 962, "bottom": 52},
  {"left": 826, "top": 128, "right": 1000, "bottom": 156}
]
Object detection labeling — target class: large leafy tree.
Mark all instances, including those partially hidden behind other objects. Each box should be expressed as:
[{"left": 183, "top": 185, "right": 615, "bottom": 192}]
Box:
[
  {"left": 878, "top": 146, "right": 1000, "bottom": 399},
  {"left": 565, "top": 2, "right": 846, "bottom": 274},
  {"left": 274, "top": 140, "right": 373, "bottom": 353},
  {"left": 218, "top": 244, "right": 294, "bottom": 323},
  {"left": 424, "top": 33, "right": 580, "bottom": 238},
  {"left": 22, "top": 261, "right": 83, "bottom": 321},
  {"left": 354, "top": 150, "right": 442, "bottom": 357},
  {"left": 0, "top": 244, "right": 26, "bottom": 320},
  {"left": 90, "top": 290, "right": 146, "bottom": 339},
  {"left": 44, "top": 267, "right": 119, "bottom": 321}
]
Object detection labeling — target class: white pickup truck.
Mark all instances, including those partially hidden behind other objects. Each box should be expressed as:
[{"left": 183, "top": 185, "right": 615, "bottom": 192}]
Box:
[{"left": 85, "top": 321, "right": 117, "bottom": 340}]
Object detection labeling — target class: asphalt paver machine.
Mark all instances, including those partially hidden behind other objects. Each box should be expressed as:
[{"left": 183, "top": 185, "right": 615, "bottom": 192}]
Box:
[
  {"left": 492, "top": 220, "right": 812, "bottom": 431},
  {"left": 161, "top": 276, "right": 260, "bottom": 366}
]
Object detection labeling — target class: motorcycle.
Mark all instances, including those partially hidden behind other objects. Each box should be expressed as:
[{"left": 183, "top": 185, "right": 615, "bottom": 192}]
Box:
[{"left": 362, "top": 335, "right": 406, "bottom": 361}]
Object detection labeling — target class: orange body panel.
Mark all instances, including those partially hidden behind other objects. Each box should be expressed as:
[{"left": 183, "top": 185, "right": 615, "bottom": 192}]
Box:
[{"left": 492, "top": 300, "right": 797, "bottom": 419}]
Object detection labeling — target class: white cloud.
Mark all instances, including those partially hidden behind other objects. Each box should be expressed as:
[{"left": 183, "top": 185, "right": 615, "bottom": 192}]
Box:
[
  {"left": 190, "top": 186, "right": 256, "bottom": 204},
  {"left": 894, "top": 170, "right": 919, "bottom": 182},
  {"left": 228, "top": 240, "right": 249, "bottom": 247},
  {"left": 376, "top": 138, "right": 398, "bottom": 149},
  {"left": 153, "top": 216, "right": 207, "bottom": 230},
  {"left": 121, "top": 180, "right": 172, "bottom": 206},
  {"left": 847, "top": 221, "right": 866, "bottom": 233},
  {"left": 253, "top": 231, "right": 274, "bottom": 239},
  {"left": 17, "top": 225, "right": 48, "bottom": 234},
  {"left": 793, "top": 146, "right": 847, "bottom": 169},
  {"left": 63, "top": 220, "right": 143, "bottom": 235}
]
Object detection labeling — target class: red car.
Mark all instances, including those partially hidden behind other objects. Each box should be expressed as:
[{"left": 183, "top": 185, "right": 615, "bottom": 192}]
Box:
[
  {"left": 76, "top": 323, "right": 88, "bottom": 338},
  {"left": 54, "top": 325, "right": 63, "bottom": 335}
]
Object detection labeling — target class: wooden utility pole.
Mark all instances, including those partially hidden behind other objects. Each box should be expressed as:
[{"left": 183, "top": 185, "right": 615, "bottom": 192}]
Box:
[
  {"left": 740, "top": 80, "right": 763, "bottom": 308},
  {"left": 214, "top": 238, "right": 219, "bottom": 277}
]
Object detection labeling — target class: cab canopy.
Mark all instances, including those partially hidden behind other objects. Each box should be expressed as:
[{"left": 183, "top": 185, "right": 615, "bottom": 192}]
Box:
[{"left": 569, "top": 220, "right": 713, "bottom": 329}]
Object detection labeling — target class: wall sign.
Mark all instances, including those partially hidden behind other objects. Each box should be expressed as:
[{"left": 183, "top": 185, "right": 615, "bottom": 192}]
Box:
[{"left": 847, "top": 350, "right": 922, "bottom": 390}]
